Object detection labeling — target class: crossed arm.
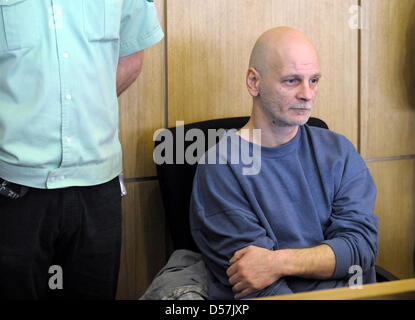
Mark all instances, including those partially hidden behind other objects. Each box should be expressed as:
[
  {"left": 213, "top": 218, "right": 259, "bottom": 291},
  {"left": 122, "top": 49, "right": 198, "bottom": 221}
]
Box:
[
  {"left": 227, "top": 244, "right": 336, "bottom": 299},
  {"left": 191, "top": 165, "right": 377, "bottom": 299}
]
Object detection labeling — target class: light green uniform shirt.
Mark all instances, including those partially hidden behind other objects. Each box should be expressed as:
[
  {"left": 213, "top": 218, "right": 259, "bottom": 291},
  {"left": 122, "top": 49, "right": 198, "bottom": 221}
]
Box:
[{"left": 0, "top": 0, "right": 163, "bottom": 189}]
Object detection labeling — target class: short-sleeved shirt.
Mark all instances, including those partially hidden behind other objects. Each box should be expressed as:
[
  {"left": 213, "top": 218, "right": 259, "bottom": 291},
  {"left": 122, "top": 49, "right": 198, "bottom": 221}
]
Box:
[{"left": 0, "top": 0, "right": 164, "bottom": 188}]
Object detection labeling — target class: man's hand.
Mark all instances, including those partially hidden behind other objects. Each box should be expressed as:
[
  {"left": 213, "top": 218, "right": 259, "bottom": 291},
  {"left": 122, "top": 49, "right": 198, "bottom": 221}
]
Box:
[
  {"left": 226, "top": 244, "right": 336, "bottom": 299},
  {"left": 226, "top": 245, "right": 284, "bottom": 299}
]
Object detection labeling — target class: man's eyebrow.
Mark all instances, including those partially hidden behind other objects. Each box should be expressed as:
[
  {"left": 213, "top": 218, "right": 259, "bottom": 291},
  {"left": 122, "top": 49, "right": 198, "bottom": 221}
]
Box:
[{"left": 281, "top": 73, "right": 322, "bottom": 79}]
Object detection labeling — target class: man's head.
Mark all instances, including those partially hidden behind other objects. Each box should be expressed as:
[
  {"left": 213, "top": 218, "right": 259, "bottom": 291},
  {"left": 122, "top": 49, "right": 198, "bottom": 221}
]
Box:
[{"left": 246, "top": 27, "right": 321, "bottom": 127}]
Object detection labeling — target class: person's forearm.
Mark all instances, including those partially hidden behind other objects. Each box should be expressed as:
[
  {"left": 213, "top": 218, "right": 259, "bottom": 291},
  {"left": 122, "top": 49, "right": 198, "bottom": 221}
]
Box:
[
  {"left": 116, "top": 50, "right": 144, "bottom": 96},
  {"left": 276, "top": 244, "right": 336, "bottom": 279},
  {"left": 227, "top": 244, "right": 336, "bottom": 299}
]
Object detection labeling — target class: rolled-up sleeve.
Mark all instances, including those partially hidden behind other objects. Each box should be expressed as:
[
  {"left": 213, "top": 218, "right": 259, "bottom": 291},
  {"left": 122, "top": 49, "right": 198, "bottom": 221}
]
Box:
[{"left": 119, "top": 0, "right": 164, "bottom": 57}]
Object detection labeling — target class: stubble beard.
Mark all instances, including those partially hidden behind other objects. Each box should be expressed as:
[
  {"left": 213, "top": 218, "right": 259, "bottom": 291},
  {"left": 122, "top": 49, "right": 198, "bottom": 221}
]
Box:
[{"left": 261, "top": 98, "right": 313, "bottom": 127}]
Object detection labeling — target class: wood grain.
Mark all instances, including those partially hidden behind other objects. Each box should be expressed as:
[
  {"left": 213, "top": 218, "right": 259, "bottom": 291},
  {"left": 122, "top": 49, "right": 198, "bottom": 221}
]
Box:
[
  {"left": 256, "top": 278, "right": 415, "bottom": 300},
  {"left": 360, "top": 0, "right": 415, "bottom": 158},
  {"left": 167, "top": 0, "right": 359, "bottom": 146},
  {"left": 116, "top": 181, "right": 167, "bottom": 300},
  {"left": 368, "top": 159, "right": 415, "bottom": 279},
  {"left": 119, "top": 0, "right": 166, "bottom": 178},
  {"left": 115, "top": 0, "right": 415, "bottom": 300}
]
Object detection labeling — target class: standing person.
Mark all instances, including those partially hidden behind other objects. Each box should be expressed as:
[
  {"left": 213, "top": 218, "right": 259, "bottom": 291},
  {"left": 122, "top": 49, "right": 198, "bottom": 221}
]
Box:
[
  {"left": 0, "top": 0, "right": 163, "bottom": 299},
  {"left": 190, "top": 27, "right": 378, "bottom": 300}
]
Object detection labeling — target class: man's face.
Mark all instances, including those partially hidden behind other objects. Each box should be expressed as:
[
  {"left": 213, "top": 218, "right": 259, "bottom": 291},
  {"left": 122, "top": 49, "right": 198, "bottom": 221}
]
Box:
[{"left": 258, "top": 53, "right": 321, "bottom": 127}]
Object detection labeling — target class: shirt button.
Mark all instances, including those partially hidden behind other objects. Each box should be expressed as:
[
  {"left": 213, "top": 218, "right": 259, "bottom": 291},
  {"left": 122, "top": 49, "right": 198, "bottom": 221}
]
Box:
[
  {"left": 66, "top": 137, "right": 72, "bottom": 144},
  {"left": 63, "top": 53, "right": 69, "bottom": 59},
  {"left": 60, "top": 176, "right": 65, "bottom": 181},
  {"left": 66, "top": 94, "right": 72, "bottom": 100},
  {"left": 50, "top": 177, "right": 56, "bottom": 182}
]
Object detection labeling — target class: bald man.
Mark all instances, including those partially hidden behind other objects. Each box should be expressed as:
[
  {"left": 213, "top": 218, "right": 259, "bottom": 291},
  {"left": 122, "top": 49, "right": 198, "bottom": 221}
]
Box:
[{"left": 190, "top": 27, "right": 378, "bottom": 299}]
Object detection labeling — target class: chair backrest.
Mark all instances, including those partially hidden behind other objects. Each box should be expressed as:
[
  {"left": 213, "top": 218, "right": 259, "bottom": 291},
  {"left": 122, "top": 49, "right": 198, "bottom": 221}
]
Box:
[{"left": 154, "top": 116, "right": 329, "bottom": 252}]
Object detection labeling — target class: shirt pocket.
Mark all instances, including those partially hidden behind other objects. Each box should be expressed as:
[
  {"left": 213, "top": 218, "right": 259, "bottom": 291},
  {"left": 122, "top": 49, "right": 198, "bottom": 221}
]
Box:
[
  {"left": 0, "top": 0, "right": 40, "bottom": 52},
  {"left": 83, "top": 0, "right": 123, "bottom": 42}
]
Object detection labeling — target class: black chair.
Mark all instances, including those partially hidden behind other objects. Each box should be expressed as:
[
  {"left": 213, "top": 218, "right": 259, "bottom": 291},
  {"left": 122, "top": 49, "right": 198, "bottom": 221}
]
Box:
[{"left": 154, "top": 116, "right": 397, "bottom": 282}]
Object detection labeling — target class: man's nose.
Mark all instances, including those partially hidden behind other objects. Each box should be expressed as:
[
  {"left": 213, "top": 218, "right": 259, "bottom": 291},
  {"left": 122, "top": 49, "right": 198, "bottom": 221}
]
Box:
[{"left": 296, "top": 81, "right": 315, "bottom": 102}]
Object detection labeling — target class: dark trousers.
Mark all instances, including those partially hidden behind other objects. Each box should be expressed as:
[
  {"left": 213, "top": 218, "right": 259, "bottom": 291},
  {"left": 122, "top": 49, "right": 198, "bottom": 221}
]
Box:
[{"left": 0, "top": 177, "right": 122, "bottom": 300}]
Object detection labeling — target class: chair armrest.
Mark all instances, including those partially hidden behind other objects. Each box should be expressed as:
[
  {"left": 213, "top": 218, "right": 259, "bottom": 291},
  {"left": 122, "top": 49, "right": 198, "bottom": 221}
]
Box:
[{"left": 375, "top": 265, "right": 399, "bottom": 282}]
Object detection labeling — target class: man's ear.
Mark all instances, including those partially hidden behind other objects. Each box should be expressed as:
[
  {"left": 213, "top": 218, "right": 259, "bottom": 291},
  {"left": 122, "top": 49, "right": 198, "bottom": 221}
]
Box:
[{"left": 246, "top": 67, "right": 261, "bottom": 97}]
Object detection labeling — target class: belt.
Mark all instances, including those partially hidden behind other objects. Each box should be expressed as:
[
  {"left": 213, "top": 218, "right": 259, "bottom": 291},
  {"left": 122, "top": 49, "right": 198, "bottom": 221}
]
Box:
[{"left": 0, "top": 179, "right": 29, "bottom": 199}]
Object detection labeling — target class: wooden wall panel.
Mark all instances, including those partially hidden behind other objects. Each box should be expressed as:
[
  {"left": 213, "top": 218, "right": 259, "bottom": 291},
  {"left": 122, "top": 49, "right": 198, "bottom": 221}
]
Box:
[
  {"left": 361, "top": 0, "right": 415, "bottom": 158},
  {"left": 119, "top": 0, "right": 165, "bottom": 179},
  {"left": 167, "top": 0, "right": 359, "bottom": 146},
  {"left": 116, "top": 181, "right": 167, "bottom": 300},
  {"left": 115, "top": 0, "right": 415, "bottom": 301},
  {"left": 368, "top": 160, "right": 415, "bottom": 279}
]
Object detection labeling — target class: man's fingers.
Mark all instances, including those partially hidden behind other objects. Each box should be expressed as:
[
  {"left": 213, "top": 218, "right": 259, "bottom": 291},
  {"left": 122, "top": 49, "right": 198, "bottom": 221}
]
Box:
[
  {"left": 235, "top": 288, "right": 254, "bottom": 300},
  {"left": 228, "top": 273, "right": 241, "bottom": 286},
  {"left": 229, "top": 255, "right": 237, "bottom": 263},
  {"left": 226, "top": 262, "right": 237, "bottom": 278},
  {"left": 229, "top": 247, "right": 247, "bottom": 263},
  {"left": 232, "top": 281, "right": 247, "bottom": 294}
]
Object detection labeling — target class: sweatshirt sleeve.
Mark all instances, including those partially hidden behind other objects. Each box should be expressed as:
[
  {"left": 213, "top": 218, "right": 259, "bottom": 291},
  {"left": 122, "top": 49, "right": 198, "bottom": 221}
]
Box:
[
  {"left": 190, "top": 161, "right": 293, "bottom": 299},
  {"left": 321, "top": 139, "right": 378, "bottom": 279}
]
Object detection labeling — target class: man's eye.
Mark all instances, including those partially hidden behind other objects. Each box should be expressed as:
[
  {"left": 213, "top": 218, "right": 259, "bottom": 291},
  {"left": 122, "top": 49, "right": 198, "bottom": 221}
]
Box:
[
  {"left": 311, "top": 78, "right": 320, "bottom": 84},
  {"left": 285, "top": 79, "right": 298, "bottom": 85}
]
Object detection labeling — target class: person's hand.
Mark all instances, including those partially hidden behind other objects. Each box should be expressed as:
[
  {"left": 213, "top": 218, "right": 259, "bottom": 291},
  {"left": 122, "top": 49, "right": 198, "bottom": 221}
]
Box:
[{"left": 226, "top": 245, "right": 283, "bottom": 299}]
